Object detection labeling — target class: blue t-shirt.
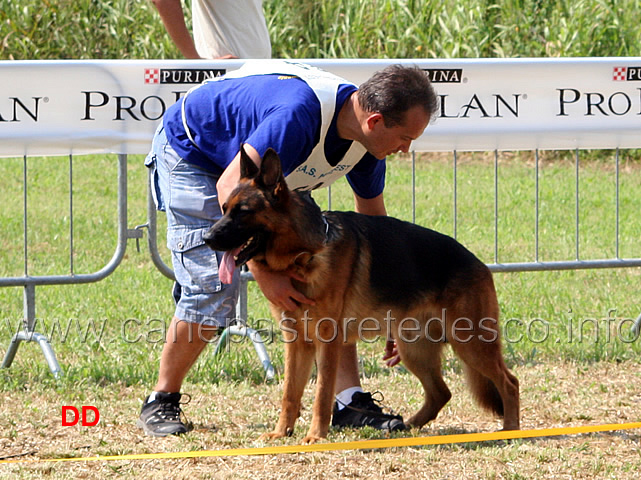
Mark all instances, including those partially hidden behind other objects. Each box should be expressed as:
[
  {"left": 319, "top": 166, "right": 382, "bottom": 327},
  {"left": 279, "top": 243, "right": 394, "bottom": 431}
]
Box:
[{"left": 162, "top": 74, "right": 385, "bottom": 199}]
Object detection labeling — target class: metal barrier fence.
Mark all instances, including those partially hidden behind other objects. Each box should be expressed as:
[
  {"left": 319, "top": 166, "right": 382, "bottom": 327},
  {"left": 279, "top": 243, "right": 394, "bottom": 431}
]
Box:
[
  {"left": 1, "top": 154, "right": 131, "bottom": 376},
  {"left": 0, "top": 154, "right": 274, "bottom": 379},
  {"left": 2, "top": 148, "right": 640, "bottom": 378}
]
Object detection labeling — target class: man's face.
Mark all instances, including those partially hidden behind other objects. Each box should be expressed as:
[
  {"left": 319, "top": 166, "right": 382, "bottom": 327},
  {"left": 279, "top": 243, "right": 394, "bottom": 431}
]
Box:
[{"left": 364, "top": 106, "right": 430, "bottom": 160}]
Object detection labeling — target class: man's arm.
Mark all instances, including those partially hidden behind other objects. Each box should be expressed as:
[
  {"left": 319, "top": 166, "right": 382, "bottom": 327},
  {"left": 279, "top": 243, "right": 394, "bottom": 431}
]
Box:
[
  {"left": 216, "top": 143, "right": 262, "bottom": 207},
  {"left": 151, "top": 0, "right": 201, "bottom": 59},
  {"left": 353, "top": 192, "right": 386, "bottom": 216}
]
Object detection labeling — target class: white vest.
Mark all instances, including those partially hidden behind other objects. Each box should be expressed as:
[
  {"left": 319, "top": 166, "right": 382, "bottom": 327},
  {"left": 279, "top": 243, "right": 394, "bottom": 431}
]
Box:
[{"left": 219, "top": 60, "right": 366, "bottom": 191}]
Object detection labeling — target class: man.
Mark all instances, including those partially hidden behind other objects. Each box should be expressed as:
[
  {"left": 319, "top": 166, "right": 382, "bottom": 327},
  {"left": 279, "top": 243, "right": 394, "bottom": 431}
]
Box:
[
  {"left": 151, "top": 0, "right": 271, "bottom": 59},
  {"left": 139, "top": 60, "right": 438, "bottom": 437}
]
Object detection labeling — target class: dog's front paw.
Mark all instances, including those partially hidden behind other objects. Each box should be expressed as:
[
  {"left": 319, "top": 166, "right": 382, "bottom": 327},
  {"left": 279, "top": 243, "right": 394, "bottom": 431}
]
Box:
[
  {"left": 258, "top": 426, "right": 294, "bottom": 442},
  {"left": 302, "top": 427, "right": 328, "bottom": 444},
  {"left": 302, "top": 434, "right": 324, "bottom": 444},
  {"left": 258, "top": 431, "right": 285, "bottom": 441}
]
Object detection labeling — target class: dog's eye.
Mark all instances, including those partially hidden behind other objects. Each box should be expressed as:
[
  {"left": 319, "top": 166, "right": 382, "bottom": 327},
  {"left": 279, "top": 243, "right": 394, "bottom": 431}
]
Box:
[{"left": 228, "top": 203, "right": 251, "bottom": 217}]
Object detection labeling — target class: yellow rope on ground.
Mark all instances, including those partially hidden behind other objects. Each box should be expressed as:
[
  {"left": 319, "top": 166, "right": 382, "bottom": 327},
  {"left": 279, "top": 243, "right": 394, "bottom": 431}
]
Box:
[{"left": 1, "top": 422, "right": 640, "bottom": 465}]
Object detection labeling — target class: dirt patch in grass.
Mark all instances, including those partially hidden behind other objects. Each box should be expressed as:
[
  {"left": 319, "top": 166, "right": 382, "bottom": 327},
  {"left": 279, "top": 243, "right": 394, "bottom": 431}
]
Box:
[{"left": 1, "top": 360, "right": 640, "bottom": 479}]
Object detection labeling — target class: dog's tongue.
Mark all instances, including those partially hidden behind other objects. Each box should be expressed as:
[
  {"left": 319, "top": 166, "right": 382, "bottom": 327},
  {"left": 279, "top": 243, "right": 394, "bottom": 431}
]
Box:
[{"left": 220, "top": 247, "right": 242, "bottom": 284}]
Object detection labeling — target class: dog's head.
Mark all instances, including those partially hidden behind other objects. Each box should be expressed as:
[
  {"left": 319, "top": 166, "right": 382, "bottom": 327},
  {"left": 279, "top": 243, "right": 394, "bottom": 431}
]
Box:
[{"left": 203, "top": 145, "right": 290, "bottom": 283}]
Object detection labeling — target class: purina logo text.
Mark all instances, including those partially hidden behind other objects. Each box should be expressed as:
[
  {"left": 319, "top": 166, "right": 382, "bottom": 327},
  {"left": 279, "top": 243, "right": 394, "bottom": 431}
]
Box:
[
  {"left": 144, "top": 68, "right": 227, "bottom": 84},
  {"left": 612, "top": 67, "right": 641, "bottom": 82},
  {"left": 423, "top": 68, "right": 463, "bottom": 83}
]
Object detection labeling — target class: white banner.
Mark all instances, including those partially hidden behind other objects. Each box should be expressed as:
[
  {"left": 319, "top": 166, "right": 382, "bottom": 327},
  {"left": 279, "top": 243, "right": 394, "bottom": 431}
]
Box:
[{"left": 1, "top": 58, "right": 640, "bottom": 157}]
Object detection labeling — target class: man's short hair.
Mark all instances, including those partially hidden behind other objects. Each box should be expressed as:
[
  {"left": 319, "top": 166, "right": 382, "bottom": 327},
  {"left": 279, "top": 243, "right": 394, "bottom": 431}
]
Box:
[{"left": 358, "top": 65, "right": 438, "bottom": 127}]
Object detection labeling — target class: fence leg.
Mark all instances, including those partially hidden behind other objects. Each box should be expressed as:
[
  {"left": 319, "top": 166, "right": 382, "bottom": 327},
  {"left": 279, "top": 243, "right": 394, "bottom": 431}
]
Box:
[
  {"left": 633, "top": 313, "right": 641, "bottom": 337},
  {"left": 236, "top": 268, "right": 249, "bottom": 326},
  {"left": 237, "top": 268, "right": 275, "bottom": 379},
  {"left": 1, "top": 332, "right": 20, "bottom": 370},
  {"left": 211, "top": 269, "right": 275, "bottom": 380},
  {"left": 1, "top": 285, "right": 62, "bottom": 377},
  {"left": 214, "top": 324, "right": 275, "bottom": 381}
]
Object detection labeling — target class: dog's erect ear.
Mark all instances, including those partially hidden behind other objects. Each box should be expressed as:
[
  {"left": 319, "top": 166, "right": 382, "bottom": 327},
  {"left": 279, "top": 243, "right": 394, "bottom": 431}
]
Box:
[
  {"left": 239, "top": 144, "right": 260, "bottom": 180},
  {"left": 259, "top": 148, "right": 289, "bottom": 203},
  {"left": 259, "top": 148, "right": 285, "bottom": 189}
]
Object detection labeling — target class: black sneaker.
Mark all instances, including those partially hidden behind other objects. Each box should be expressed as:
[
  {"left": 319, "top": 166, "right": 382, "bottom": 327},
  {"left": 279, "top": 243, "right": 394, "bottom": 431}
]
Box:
[
  {"left": 331, "top": 391, "right": 407, "bottom": 432},
  {"left": 136, "top": 392, "right": 192, "bottom": 437}
]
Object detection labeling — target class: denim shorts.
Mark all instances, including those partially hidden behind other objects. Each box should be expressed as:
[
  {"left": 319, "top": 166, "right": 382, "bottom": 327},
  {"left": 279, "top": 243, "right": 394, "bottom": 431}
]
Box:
[{"left": 145, "top": 124, "right": 240, "bottom": 327}]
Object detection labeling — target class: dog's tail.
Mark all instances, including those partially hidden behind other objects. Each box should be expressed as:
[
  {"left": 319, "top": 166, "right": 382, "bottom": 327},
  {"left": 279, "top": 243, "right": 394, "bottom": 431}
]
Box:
[{"left": 462, "top": 364, "right": 504, "bottom": 417}]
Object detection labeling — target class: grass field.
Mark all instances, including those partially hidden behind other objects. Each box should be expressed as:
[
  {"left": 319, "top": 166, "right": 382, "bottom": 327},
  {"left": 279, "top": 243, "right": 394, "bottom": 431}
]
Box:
[{"left": 1, "top": 0, "right": 641, "bottom": 477}]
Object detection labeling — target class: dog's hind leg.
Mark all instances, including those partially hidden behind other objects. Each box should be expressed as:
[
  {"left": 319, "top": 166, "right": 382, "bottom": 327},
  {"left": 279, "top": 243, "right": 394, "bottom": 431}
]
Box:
[
  {"left": 448, "top": 274, "right": 520, "bottom": 430},
  {"left": 449, "top": 309, "right": 520, "bottom": 430},
  {"left": 454, "top": 343, "right": 520, "bottom": 431},
  {"left": 260, "top": 339, "right": 316, "bottom": 441},
  {"left": 397, "top": 338, "right": 451, "bottom": 429}
]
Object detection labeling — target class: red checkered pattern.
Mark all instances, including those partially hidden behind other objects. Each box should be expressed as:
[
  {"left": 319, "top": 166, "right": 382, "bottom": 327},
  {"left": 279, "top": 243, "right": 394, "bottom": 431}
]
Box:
[
  {"left": 612, "top": 67, "right": 627, "bottom": 81},
  {"left": 144, "top": 68, "right": 160, "bottom": 84}
]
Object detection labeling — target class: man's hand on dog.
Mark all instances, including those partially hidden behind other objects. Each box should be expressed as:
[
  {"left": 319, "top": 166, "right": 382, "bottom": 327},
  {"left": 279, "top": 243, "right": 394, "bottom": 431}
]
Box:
[{"left": 251, "top": 264, "right": 314, "bottom": 311}]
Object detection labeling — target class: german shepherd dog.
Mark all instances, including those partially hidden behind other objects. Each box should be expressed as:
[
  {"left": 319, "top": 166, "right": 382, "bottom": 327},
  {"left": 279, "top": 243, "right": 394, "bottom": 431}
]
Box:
[{"left": 203, "top": 147, "right": 520, "bottom": 443}]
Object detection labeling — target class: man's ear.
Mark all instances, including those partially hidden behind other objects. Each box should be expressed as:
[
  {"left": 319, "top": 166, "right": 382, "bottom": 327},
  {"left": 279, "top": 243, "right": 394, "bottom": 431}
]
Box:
[
  {"left": 366, "top": 112, "right": 384, "bottom": 131},
  {"left": 239, "top": 144, "right": 260, "bottom": 179},
  {"left": 259, "top": 148, "right": 289, "bottom": 202}
]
